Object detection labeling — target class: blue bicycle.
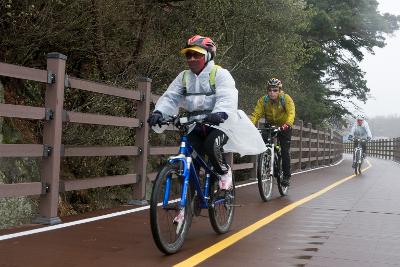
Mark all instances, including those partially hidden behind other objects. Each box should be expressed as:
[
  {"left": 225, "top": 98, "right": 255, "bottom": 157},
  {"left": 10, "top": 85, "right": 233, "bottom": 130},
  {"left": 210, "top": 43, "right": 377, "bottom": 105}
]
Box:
[{"left": 150, "top": 115, "right": 236, "bottom": 254}]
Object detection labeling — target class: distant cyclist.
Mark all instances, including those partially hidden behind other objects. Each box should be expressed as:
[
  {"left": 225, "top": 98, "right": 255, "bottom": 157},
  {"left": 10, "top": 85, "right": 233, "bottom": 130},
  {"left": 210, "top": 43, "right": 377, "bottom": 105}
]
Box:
[
  {"left": 250, "top": 78, "right": 295, "bottom": 187},
  {"left": 348, "top": 114, "right": 372, "bottom": 159}
]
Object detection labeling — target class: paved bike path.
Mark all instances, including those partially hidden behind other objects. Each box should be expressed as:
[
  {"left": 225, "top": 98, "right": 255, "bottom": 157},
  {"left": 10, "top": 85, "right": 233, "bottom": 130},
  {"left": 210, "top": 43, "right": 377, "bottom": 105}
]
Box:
[{"left": 1, "top": 156, "right": 399, "bottom": 266}]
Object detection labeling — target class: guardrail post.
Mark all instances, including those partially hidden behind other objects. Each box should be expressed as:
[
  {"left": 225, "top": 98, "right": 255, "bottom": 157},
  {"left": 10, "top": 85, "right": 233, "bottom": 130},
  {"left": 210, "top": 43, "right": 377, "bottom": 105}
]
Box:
[
  {"left": 35, "top": 53, "right": 66, "bottom": 225},
  {"left": 131, "top": 77, "right": 151, "bottom": 205}
]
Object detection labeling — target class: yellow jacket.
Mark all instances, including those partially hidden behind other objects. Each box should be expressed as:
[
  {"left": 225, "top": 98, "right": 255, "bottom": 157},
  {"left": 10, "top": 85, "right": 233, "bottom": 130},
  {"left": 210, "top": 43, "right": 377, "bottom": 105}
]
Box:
[{"left": 250, "top": 92, "right": 295, "bottom": 126}]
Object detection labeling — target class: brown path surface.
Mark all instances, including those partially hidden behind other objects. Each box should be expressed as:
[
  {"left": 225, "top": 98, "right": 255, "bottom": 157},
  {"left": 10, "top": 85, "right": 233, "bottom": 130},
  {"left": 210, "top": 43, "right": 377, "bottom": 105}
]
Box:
[{"left": 1, "top": 155, "right": 400, "bottom": 267}]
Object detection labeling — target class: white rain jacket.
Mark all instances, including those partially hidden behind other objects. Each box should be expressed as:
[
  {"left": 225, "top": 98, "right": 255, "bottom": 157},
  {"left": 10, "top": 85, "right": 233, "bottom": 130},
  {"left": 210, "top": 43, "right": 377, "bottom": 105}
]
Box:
[
  {"left": 350, "top": 120, "right": 372, "bottom": 139},
  {"left": 153, "top": 61, "right": 266, "bottom": 156}
]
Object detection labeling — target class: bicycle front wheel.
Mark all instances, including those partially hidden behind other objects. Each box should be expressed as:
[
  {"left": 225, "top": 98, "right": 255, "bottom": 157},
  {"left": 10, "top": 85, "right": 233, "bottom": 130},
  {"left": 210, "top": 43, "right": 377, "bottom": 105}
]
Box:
[
  {"left": 276, "top": 171, "right": 289, "bottom": 196},
  {"left": 257, "top": 151, "right": 274, "bottom": 202},
  {"left": 208, "top": 175, "right": 235, "bottom": 234},
  {"left": 354, "top": 149, "right": 362, "bottom": 175},
  {"left": 150, "top": 162, "right": 192, "bottom": 254}
]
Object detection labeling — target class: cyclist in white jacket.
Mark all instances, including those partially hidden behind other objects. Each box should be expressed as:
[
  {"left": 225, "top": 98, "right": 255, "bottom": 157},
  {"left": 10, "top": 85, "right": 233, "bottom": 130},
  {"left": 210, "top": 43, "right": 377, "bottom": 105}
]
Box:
[
  {"left": 147, "top": 35, "right": 265, "bottom": 192},
  {"left": 348, "top": 115, "right": 372, "bottom": 157}
]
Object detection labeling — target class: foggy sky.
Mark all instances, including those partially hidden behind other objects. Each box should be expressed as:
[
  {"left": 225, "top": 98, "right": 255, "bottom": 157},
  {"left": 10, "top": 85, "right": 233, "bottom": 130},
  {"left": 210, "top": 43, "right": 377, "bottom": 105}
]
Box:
[{"left": 357, "top": 0, "right": 400, "bottom": 118}]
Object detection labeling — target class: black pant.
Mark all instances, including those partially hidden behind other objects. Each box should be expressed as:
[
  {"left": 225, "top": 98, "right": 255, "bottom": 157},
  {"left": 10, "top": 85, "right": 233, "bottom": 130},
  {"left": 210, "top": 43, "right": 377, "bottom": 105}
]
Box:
[
  {"left": 278, "top": 128, "right": 292, "bottom": 179},
  {"left": 188, "top": 125, "right": 229, "bottom": 175}
]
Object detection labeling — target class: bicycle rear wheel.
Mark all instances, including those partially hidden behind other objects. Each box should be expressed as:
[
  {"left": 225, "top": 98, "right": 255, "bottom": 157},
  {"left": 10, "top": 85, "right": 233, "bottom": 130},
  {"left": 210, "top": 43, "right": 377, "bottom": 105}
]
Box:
[
  {"left": 150, "top": 162, "right": 192, "bottom": 254},
  {"left": 257, "top": 151, "right": 274, "bottom": 202},
  {"left": 208, "top": 175, "right": 235, "bottom": 234}
]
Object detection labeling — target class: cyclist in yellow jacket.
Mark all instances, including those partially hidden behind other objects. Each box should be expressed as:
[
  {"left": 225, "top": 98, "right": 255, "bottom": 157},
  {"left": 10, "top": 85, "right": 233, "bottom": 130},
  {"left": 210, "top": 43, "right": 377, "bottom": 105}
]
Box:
[{"left": 250, "top": 78, "right": 295, "bottom": 186}]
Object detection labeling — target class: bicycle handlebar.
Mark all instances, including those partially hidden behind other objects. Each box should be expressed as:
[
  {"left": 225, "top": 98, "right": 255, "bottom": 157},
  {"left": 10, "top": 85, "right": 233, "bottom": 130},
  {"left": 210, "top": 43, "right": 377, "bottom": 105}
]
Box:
[
  {"left": 258, "top": 125, "right": 281, "bottom": 133},
  {"left": 349, "top": 137, "right": 368, "bottom": 142},
  {"left": 157, "top": 115, "right": 217, "bottom": 131}
]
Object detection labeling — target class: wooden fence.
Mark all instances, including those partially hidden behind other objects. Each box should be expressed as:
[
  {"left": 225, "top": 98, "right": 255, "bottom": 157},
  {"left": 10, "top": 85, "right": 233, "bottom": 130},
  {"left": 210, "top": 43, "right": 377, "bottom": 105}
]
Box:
[
  {"left": 344, "top": 138, "right": 400, "bottom": 163},
  {"left": 0, "top": 53, "right": 343, "bottom": 224}
]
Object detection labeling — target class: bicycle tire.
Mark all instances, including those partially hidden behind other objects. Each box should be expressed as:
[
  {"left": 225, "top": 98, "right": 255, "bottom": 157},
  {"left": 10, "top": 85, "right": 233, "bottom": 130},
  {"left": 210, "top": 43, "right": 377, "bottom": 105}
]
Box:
[
  {"left": 257, "top": 151, "right": 274, "bottom": 202},
  {"left": 275, "top": 155, "right": 289, "bottom": 196},
  {"left": 150, "top": 162, "right": 192, "bottom": 254},
  {"left": 277, "top": 171, "right": 289, "bottom": 196},
  {"left": 208, "top": 175, "right": 235, "bottom": 234},
  {"left": 354, "top": 149, "right": 362, "bottom": 175}
]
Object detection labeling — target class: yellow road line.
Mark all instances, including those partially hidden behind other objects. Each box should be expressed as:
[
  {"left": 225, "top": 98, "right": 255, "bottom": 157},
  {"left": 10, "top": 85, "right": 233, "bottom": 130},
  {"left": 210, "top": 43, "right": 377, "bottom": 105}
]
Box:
[{"left": 174, "top": 161, "right": 372, "bottom": 267}]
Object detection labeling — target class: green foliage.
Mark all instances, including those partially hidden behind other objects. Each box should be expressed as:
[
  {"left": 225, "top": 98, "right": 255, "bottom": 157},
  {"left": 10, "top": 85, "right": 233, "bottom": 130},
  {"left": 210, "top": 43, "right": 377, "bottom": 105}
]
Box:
[
  {"left": 299, "top": 0, "right": 400, "bottom": 126},
  {"left": 0, "top": 197, "right": 38, "bottom": 229}
]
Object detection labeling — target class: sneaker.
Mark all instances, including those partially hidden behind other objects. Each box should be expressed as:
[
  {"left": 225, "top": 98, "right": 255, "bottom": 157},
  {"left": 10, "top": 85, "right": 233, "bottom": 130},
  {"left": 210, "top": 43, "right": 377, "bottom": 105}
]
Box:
[
  {"left": 281, "top": 176, "right": 290, "bottom": 187},
  {"left": 219, "top": 167, "right": 233, "bottom": 190},
  {"left": 173, "top": 208, "right": 185, "bottom": 234}
]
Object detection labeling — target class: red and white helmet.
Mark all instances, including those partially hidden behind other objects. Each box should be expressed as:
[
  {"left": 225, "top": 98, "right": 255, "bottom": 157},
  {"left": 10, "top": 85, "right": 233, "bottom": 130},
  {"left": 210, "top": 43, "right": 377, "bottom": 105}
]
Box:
[{"left": 181, "top": 35, "right": 217, "bottom": 60}]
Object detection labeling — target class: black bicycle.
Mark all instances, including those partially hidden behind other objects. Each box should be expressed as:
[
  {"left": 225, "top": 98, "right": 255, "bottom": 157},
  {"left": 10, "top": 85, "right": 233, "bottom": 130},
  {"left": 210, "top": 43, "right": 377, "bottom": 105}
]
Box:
[
  {"left": 150, "top": 115, "right": 235, "bottom": 254},
  {"left": 257, "top": 125, "right": 288, "bottom": 201},
  {"left": 350, "top": 137, "right": 367, "bottom": 175}
]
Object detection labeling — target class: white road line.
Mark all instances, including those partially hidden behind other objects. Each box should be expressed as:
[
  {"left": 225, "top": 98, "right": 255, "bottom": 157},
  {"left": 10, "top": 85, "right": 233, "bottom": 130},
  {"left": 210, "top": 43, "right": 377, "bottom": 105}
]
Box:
[{"left": 0, "top": 159, "right": 344, "bottom": 241}]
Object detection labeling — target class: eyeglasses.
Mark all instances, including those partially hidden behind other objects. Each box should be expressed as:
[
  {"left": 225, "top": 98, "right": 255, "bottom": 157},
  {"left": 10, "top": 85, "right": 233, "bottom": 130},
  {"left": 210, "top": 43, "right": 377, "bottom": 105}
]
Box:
[
  {"left": 185, "top": 52, "right": 204, "bottom": 60},
  {"left": 268, "top": 88, "right": 279, "bottom": 93}
]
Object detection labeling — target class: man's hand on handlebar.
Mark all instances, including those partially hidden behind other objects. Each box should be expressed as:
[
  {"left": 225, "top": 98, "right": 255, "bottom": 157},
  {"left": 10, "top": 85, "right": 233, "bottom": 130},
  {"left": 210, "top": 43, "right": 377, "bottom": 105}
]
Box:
[{"left": 147, "top": 111, "right": 163, "bottom": 127}]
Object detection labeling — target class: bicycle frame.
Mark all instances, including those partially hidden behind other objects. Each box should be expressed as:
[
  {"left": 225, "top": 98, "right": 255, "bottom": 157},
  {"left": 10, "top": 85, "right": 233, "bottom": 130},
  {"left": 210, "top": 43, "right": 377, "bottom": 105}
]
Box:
[
  {"left": 352, "top": 138, "right": 366, "bottom": 164},
  {"left": 260, "top": 126, "right": 280, "bottom": 177},
  {"left": 163, "top": 132, "right": 221, "bottom": 211}
]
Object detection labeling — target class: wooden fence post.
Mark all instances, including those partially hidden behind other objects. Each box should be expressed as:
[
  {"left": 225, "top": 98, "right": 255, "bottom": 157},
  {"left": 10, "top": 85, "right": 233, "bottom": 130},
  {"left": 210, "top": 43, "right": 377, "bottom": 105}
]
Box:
[
  {"left": 298, "top": 120, "right": 303, "bottom": 170},
  {"left": 307, "top": 123, "right": 312, "bottom": 169},
  {"left": 316, "top": 129, "right": 320, "bottom": 167},
  {"left": 131, "top": 77, "right": 151, "bottom": 205},
  {"left": 322, "top": 128, "right": 326, "bottom": 165},
  {"left": 329, "top": 129, "right": 333, "bottom": 164},
  {"left": 35, "top": 53, "right": 66, "bottom": 224},
  {"left": 373, "top": 140, "right": 376, "bottom": 157}
]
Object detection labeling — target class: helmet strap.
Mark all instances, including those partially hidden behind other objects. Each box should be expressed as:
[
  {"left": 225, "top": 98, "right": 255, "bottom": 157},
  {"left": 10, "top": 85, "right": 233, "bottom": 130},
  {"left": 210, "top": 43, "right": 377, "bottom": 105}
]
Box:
[{"left": 205, "top": 52, "right": 211, "bottom": 63}]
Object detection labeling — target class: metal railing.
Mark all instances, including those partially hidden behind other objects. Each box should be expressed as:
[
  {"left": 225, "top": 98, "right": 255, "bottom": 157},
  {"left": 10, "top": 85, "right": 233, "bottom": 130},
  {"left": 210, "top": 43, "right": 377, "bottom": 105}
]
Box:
[{"left": 0, "top": 53, "right": 343, "bottom": 224}]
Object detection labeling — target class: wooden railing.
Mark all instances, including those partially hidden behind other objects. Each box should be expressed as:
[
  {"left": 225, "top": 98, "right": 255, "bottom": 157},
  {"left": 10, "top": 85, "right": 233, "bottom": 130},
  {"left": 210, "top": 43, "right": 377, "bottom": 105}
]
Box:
[
  {"left": 344, "top": 138, "right": 400, "bottom": 163},
  {"left": 0, "top": 53, "right": 343, "bottom": 225}
]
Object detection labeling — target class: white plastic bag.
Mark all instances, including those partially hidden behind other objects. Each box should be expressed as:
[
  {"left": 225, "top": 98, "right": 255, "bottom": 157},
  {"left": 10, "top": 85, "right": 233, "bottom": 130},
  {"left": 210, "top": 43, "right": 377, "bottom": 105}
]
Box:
[{"left": 214, "top": 110, "right": 267, "bottom": 156}]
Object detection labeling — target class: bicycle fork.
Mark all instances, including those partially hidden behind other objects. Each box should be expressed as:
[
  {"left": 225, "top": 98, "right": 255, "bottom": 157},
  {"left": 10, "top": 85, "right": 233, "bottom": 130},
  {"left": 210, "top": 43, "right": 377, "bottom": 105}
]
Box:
[{"left": 269, "top": 145, "right": 275, "bottom": 177}]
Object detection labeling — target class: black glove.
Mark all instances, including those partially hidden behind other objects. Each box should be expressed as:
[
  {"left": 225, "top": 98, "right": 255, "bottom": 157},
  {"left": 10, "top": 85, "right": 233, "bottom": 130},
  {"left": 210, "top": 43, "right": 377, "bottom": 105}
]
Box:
[
  {"left": 147, "top": 111, "right": 163, "bottom": 127},
  {"left": 204, "top": 112, "right": 225, "bottom": 125}
]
